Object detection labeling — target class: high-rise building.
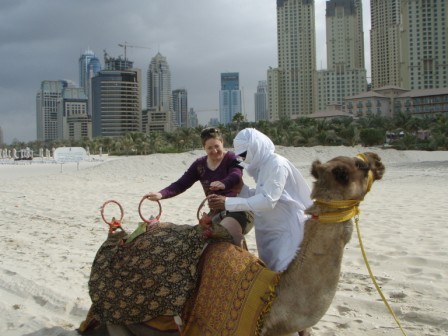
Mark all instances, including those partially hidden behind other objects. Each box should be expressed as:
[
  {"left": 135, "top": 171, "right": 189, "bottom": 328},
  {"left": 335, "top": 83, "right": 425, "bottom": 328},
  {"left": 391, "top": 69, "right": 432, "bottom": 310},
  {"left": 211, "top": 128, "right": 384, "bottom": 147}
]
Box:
[
  {"left": 188, "top": 108, "right": 199, "bottom": 128},
  {"left": 269, "top": 0, "right": 316, "bottom": 121},
  {"left": 0, "top": 126, "right": 4, "bottom": 146},
  {"left": 36, "top": 80, "right": 67, "bottom": 141},
  {"left": 145, "top": 53, "right": 175, "bottom": 133},
  {"left": 254, "top": 80, "right": 268, "bottom": 121},
  {"left": 62, "top": 87, "right": 90, "bottom": 141},
  {"left": 147, "top": 53, "right": 172, "bottom": 111},
  {"left": 91, "top": 64, "right": 141, "bottom": 138},
  {"left": 316, "top": 0, "right": 367, "bottom": 111},
  {"left": 79, "top": 49, "right": 101, "bottom": 97},
  {"left": 370, "top": 0, "right": 401, "bottom": 88},
  {"left": 172, "top": 89, "right": 188, "bottom": 128},
  {"left": 219, "top": 72, "right": 242, "bottom": 124},
  {"left": 400, "top": 0, "right": 448, "bottom": 90}
]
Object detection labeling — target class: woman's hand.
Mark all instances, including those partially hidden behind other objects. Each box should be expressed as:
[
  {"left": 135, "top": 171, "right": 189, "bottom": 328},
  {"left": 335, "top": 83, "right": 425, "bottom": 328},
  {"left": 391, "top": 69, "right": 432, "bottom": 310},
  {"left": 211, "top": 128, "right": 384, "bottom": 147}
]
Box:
[
  {"left": 209, "top": 181, "right": 225, "bottom": 191},
  {"left": 145, "top": 192, "right": 162, "bottom": 201},
  {"left": 207, "top": 194, "right": 226, "bottom": 211}
]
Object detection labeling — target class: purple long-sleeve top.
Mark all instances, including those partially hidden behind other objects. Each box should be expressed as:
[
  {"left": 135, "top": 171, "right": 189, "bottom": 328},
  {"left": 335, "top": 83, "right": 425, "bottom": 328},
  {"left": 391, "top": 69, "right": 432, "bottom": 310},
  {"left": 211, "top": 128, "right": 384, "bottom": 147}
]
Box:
[{"left": 159, "top": 151, "right": 243, "bottom": 199}]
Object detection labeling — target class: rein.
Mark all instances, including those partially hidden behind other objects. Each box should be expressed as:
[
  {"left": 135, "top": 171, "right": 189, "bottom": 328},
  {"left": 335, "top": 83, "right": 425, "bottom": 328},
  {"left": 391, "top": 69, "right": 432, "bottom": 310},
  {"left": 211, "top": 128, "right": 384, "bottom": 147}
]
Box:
[{"left": 311, "top": 154, "right": 407, "bottom": 336}]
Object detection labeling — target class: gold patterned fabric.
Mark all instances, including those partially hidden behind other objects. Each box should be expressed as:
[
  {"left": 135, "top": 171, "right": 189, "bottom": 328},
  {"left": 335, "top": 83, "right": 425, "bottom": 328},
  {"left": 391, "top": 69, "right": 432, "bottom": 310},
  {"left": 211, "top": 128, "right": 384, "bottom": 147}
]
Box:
[
  {"left": 182, "top": 242, "right": 280, "bottom": 336},
  {"left": 88, "top": 222, "right": 232, "bottom": 325}
]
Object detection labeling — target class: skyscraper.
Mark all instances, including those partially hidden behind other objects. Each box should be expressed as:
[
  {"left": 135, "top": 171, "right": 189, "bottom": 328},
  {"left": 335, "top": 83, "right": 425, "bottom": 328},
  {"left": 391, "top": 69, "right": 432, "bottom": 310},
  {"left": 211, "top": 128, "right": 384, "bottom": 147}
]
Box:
[
  {"left": 269, "top": 0, "right": 316, "bottom": 120},
  {"left": 370, "top": 0, "right": 401, "bottom": 88},
  {"left": 254, "top": 80, "right": 268, "bottom": 121},
  {"left": 147, "top": 53, "right": 172, "bottom": 111},
  {"left": 36, "top": 80, "right": 67, "bottom": 141},
  {"left": 400, "top": 0, "right": 448, "bottom": 90},
  {"left": 145, "top": 52, "right": 175, "bottom": 133},
  {"left": 62, "top": 87, "right": 90, "bottom": 141},
  {"left": 316, "top": 0, "right": 367, "bottom": 111},
  {"left": 91, "top": 56, "right": 141, "bottom": 137},
  {"left": 219, "top": 72, "right": 242, "bottom": 124},
  {"left": 172, "top": 89, "right": 188, "bottom": 128},
  {"left": 79, "top": 49, "right": 101, "bottom": 97}
]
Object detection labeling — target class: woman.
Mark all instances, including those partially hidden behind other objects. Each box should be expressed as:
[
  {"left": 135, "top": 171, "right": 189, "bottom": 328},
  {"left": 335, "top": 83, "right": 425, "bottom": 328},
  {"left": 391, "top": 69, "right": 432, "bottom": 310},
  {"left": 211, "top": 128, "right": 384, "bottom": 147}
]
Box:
[
  {"left": 208, "top": 128, "right": 313, "bottom": 272},
  {"left": 145, "top": 127, "right": 252, "bottom": 246}
]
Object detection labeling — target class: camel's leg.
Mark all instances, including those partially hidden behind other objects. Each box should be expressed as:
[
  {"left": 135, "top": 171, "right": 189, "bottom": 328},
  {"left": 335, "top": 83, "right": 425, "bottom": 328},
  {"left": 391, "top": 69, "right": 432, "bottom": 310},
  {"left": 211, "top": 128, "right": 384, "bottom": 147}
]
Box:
[
  {"left": 127, "top": 323, "right": 179, "bottom": 336},
  {"left": 106, "top": 323, "right": 179, "bottom": 336},
  {"left": 220, "top": 217, "right": 244, "bottom": 246},
  {"left": 106, "top": 324, "right": 133, "bottom": 336}
]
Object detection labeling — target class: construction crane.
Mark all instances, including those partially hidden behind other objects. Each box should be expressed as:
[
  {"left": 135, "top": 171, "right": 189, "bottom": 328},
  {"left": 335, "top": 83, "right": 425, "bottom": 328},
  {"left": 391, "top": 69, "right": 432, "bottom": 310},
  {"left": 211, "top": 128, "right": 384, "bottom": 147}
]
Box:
[
  {"left": 194, "top": 109, "right": 218, "bottom": 113},
  {"left": 118, "top": 42, "right": 151, "bottom": 60}
]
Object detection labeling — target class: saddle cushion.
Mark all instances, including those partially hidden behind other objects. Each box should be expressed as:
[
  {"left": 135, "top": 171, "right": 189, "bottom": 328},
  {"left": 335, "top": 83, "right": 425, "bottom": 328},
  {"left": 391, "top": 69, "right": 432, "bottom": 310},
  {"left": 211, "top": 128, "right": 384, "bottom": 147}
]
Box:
[{"left": 182, "top": 242, "right": 280, "bottom": 336}]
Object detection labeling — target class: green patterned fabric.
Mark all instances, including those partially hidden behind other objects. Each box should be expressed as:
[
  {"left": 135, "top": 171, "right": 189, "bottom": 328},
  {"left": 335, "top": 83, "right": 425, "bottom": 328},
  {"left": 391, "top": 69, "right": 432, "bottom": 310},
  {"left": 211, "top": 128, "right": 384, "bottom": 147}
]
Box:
[{"left": 88, "top": 222, "right": 232, "bottom": 324}]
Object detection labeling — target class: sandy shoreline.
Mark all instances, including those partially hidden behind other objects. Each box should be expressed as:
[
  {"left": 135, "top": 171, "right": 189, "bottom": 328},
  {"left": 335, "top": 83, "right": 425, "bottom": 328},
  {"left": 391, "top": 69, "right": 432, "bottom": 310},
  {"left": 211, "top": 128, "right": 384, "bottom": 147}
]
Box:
[{"left": 1, "top": 146, "right": 447, "bottom": 336}]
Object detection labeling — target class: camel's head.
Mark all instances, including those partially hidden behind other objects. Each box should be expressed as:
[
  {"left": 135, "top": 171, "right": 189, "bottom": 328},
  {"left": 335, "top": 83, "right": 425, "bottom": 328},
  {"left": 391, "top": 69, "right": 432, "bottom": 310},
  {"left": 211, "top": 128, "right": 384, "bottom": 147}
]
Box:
[{"left": 310, "top": 152, "right": 385, "bottom": 201}]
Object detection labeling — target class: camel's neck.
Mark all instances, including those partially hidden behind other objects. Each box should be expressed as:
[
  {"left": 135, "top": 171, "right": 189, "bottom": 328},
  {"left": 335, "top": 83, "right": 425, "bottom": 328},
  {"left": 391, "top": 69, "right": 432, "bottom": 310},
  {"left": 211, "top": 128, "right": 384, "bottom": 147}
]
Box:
[{"left": 262, "top": 204, "right": 353, "bottom": 336}]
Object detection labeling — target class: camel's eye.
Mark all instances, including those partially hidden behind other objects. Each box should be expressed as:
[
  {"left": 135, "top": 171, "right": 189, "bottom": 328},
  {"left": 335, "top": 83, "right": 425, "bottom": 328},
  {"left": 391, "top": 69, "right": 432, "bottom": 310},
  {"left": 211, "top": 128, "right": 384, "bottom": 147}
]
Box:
[
  {"left": 332, "top": 166, "right": 349, "bottom": 185},
  {"left": 355, "top": 159, "right": 369, "bottom": 171}
]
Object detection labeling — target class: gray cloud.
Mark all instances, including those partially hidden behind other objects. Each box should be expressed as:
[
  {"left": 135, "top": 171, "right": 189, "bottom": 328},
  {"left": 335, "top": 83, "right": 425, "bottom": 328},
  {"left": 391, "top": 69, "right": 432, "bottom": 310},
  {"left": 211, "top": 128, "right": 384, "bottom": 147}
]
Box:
[{"left": 0, "top": 0, "right": 370, "bottom": 144}]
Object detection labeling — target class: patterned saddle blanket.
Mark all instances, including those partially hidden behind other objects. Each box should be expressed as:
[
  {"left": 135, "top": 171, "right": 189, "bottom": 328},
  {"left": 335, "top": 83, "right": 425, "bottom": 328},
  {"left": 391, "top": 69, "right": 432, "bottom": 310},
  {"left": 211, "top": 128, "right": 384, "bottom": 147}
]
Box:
[{"left": 80, "top": 222, "right": 279, "bottom": 335}]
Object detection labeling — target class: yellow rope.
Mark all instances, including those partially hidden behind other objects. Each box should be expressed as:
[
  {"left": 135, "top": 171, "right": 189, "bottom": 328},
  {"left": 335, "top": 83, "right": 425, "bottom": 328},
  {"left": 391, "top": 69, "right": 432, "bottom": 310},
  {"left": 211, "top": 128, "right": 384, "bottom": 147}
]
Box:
[
  {"left": 313, "top": 152, "right": 407, "bottom": 335},
  {"left": 313, "top": 199, "right": 360, "bottom": 224},
  {"left": 355, "top": 216, "right": 408, "bottom": 336}
]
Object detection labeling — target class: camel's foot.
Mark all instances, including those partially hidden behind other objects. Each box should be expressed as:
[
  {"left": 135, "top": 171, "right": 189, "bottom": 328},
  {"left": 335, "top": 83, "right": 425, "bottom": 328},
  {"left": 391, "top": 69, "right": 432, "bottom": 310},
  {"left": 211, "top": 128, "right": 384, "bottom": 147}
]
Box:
[{"left": 298, "top": 328, "right": 312, "bottom": 336}]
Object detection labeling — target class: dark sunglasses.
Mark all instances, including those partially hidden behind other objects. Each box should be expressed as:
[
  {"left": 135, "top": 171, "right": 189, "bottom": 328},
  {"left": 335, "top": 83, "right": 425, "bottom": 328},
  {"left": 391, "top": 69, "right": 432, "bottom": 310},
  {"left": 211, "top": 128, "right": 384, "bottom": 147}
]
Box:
[{"left": 238, "top": 151, "right": 247, "bottom": 159}]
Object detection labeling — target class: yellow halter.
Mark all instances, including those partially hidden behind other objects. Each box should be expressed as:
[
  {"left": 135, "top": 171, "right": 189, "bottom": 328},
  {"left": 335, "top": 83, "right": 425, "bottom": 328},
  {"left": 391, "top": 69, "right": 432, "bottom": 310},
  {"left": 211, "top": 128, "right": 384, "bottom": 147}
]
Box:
[{"left": 311, "top": 154, "right": 373, "bottom": 224}]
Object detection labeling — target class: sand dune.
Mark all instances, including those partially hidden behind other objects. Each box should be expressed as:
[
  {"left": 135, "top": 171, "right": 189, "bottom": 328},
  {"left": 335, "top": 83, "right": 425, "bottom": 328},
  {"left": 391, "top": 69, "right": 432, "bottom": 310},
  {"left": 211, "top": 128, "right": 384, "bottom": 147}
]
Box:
[{"left": 1, "top": 146, "right": 447, "bottom": 336}]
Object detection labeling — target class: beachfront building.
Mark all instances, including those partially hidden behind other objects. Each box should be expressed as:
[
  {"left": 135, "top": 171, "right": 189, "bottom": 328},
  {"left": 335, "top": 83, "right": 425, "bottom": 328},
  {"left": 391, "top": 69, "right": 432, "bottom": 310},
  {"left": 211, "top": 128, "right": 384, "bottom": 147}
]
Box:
[
  {"left": 400, "top": 0, "right": 448, "bottom": 90},
  {"left": 316, "top": 0, "right": 367, "bottom": 112},
  {"left": 36, "top": 80, "right": 67, "bottom": 141},
  {"left": 37, "top": 80, "right": 90, "bottom": 142},
  {"left": 219, "top": 72, "right": 242, "bottom": 124},
  {"left": 172, "top": 89, "right": 188, "bottom": 128},
  {"left": 268, "top": 0, "right": 316, "bottom": 121},
  {"left": 254, "top": 80, "right": 268, "bottom": 121},
  {"left": 145, "top": 52, "right": 175, "bottom": 133},
  {"left": 345, "top": 86, "right": 448, "bottom": 119},
  {"left": 0, "top": 126, "right": 3, "bottom": 146},
  {"left": 370, "top": 0, "right": 401, "bottom": 88},
  {"left": 91, "top": 55, "right": 141, "bottom": 138},
  {"left": 62, "top": 87, "right": 90, "bottom": 141}
]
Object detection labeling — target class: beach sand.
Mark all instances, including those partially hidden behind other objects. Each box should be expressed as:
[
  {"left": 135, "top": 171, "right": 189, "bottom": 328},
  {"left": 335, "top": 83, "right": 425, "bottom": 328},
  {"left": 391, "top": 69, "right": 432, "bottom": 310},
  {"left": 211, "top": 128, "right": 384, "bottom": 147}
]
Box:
[{"left": 1, "top": 146, "right": 447, "bottom": 336}]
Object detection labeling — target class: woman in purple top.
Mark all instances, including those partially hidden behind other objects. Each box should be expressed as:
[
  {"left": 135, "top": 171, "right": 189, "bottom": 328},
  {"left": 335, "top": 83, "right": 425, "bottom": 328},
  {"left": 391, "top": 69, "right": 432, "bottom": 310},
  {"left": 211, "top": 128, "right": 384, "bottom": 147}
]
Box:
[{"left": 146, "top": 127, "right": 253, "bottom": 246}]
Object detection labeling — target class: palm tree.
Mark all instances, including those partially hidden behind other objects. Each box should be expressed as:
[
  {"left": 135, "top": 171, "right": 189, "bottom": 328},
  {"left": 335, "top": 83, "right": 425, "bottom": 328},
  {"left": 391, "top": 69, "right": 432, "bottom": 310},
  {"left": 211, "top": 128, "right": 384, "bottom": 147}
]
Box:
[{"left": 232, "top": 112, "right": 245, "bottom": 131}]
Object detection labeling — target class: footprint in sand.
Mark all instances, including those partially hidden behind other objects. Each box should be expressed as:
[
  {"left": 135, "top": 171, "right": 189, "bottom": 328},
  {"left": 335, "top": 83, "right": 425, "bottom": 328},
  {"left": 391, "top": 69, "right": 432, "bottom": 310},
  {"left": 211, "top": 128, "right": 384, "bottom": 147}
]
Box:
[{"left": 336, "top": 305, "right": 353, "bottom": 316}]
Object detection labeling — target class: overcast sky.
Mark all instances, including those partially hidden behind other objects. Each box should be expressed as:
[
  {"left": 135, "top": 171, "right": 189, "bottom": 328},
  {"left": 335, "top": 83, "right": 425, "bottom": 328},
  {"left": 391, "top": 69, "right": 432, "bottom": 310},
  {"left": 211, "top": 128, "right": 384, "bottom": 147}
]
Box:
[{"left": 0, "top": 0, "right": 370, "bottom": 144}]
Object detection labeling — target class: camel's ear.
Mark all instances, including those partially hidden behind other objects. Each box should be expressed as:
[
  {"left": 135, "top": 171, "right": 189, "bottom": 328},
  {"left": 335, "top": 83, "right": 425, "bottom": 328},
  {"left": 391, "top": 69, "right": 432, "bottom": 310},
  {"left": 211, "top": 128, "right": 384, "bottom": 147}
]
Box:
[
  {"left": 332, "top": 166, "right": 350, "bottom": 185},
  {"left": 311, "top": 160, "right": 322, "bottom": 179},
  {"left": 362, "top": 152, "right": 385, "bottom": 181}
]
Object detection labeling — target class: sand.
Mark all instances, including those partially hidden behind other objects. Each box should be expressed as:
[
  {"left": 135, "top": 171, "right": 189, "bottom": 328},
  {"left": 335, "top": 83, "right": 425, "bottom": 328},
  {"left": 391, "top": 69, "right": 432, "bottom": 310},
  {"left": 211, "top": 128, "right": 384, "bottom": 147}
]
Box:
[{"left": 1, "top": 146, "right": 447, "bottom": 336}]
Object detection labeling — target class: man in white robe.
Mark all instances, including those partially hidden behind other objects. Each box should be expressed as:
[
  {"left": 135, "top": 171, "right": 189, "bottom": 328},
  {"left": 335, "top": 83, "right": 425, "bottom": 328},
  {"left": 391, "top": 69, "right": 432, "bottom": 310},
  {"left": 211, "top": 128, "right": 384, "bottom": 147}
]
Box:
[{"left": 208, "top": 128, "right": 312, "bottom": 272}]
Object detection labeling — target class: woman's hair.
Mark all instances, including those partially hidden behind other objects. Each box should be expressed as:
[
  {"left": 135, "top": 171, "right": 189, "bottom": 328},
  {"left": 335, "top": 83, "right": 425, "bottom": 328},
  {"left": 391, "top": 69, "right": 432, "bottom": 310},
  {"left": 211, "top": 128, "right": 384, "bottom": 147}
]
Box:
[{"left": 200, "top": 127, "right": 223, "bottom": 146}]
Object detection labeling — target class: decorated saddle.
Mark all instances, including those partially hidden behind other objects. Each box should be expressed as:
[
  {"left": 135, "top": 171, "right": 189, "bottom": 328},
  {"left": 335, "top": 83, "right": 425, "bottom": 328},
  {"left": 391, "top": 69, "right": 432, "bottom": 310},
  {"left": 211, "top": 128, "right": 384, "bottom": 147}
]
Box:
[{"left": 80, "top": 222, "right": 279, "bottom": 335}]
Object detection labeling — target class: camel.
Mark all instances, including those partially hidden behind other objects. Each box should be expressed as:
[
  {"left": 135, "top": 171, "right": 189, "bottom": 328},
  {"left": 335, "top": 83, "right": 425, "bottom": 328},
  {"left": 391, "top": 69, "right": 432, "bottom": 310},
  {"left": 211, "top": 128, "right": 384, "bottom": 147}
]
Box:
[{"left": 87, "top": 152, "right": 385, "bottom": 336}]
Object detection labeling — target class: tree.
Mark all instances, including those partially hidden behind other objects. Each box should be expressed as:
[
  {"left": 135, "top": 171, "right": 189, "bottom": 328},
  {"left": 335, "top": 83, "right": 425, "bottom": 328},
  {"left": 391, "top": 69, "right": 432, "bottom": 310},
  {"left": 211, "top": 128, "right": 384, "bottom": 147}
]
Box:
[{"left": 232, "top": 112, "right": 245, "bottom": 131}]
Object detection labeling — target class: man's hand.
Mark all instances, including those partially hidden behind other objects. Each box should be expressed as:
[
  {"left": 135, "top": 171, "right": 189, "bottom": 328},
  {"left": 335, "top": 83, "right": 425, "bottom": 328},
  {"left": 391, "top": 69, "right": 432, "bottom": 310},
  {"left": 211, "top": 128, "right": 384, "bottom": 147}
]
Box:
[{"left": 207, "top": 194, "right": 226, "bottom": 211}]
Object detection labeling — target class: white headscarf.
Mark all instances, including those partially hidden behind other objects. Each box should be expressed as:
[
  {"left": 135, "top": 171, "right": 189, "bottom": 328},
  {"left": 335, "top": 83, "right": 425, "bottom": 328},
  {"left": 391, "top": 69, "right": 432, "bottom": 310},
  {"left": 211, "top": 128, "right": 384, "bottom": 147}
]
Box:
[{"left": 233, "top": 128, "right": 275, "bottom": 178}]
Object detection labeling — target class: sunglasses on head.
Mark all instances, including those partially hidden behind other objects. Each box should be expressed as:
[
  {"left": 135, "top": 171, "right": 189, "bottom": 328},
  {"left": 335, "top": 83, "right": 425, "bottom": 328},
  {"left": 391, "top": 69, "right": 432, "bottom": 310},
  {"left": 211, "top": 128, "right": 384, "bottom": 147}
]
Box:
[{"left": 200, "top": 127, "right": 220, "bottom": 138}]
